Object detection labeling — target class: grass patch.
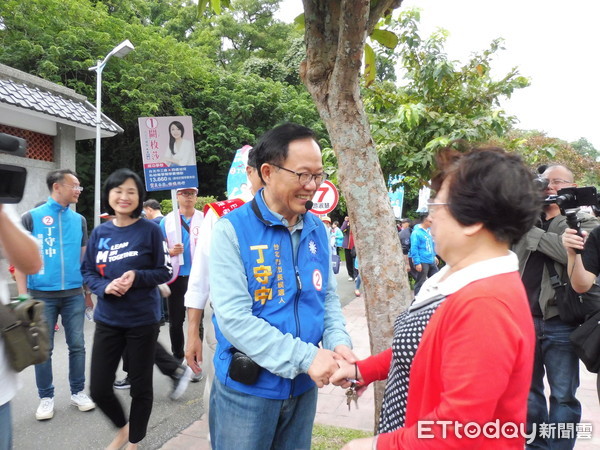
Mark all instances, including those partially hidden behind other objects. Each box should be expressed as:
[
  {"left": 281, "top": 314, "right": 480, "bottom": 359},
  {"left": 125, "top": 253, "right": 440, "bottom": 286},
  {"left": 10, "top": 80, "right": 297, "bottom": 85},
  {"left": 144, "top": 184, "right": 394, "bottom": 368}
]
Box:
[{"left": 311, "top": 424, "right": 373, "bottom": 449}]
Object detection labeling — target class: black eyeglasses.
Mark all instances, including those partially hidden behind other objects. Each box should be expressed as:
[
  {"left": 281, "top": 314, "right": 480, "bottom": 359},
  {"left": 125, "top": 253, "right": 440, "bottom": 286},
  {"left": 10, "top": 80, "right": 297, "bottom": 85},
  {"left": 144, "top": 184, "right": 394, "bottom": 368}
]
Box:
[{"left": 271, "top": 164, "right": 329, "bottom": 186}]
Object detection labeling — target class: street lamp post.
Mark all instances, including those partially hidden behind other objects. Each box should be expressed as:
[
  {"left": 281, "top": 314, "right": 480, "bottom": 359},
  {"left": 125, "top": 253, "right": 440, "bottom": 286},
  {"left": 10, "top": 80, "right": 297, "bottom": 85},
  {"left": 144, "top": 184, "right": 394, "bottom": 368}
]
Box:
[{"left": 89, "top": 39, "right": 135, "bottom": 228}]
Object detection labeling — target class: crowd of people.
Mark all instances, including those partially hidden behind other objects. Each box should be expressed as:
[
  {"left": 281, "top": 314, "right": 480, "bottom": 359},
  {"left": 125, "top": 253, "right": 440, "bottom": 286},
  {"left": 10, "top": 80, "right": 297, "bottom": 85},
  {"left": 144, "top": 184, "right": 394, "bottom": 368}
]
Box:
[{"left": 0, "top": 121, "right": 599, "bottom": 450}]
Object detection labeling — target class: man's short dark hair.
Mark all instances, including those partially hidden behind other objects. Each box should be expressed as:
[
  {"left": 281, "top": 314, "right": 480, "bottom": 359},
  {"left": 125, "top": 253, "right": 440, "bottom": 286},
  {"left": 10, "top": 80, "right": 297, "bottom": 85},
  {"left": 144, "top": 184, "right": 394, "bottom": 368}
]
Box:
[
  {"left": 247, "top": 147, "right": 257, "bottom": 169},
  {"left": 253, "top": 123, "right": 317, "bottom": 182},
  {"left": 102, "top": 168, "right": 145, "bottom": 218},
  {"left": 143, "top": 199, "right": 161, "bottom": 211},
  {"left": 46, "top": 169, "right": 77, "bottom": 192},
  {"left": 432, "top": 146, "right": 540, "bottom": 244}
]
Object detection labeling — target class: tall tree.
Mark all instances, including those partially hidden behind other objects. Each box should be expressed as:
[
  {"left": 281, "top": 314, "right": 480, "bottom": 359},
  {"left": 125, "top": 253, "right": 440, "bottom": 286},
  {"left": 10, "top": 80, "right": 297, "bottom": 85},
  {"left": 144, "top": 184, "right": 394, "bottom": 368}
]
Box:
[{"left": 300, "top": 0, "right": 406, "bottom": 425}]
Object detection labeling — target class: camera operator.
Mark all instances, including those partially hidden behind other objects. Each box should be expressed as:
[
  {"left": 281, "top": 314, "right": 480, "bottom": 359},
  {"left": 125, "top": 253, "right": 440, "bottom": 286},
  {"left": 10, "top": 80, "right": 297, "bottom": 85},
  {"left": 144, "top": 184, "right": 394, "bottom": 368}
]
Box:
[
  {"left": 562, "top": 219, "right": 600, "bottom": 406},
  {"left": 514, "top": 164, "right": 599, "bottom": 449},
  {"left": 0, "top": 204, "right": 42, "bottom": 449}
]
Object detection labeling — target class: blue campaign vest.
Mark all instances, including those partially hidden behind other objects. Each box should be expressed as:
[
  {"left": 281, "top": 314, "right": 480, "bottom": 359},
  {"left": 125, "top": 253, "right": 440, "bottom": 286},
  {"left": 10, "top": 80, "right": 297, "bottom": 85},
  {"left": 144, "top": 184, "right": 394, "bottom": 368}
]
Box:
[
  {"left": 28, "top": 198, "right": 84, "bottom": 292},
  {"left": 213, "top": 191, "right": 330, "bottom": 399}
]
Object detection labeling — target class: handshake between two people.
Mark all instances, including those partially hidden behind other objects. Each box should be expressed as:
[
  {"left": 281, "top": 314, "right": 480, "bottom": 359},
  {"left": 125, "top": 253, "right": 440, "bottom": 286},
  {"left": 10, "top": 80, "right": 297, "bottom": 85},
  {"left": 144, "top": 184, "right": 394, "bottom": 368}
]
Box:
[{"left": 307, "top": 345, "right": 366, "bottom": 394}]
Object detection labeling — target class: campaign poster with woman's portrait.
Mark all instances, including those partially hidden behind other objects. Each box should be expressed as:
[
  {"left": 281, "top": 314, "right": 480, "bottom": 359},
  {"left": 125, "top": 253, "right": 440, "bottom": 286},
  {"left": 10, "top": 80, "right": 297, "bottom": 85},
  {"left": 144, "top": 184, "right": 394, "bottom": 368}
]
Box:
[{"left": 138, "top": 115, "right": 199, "bottom": 192}]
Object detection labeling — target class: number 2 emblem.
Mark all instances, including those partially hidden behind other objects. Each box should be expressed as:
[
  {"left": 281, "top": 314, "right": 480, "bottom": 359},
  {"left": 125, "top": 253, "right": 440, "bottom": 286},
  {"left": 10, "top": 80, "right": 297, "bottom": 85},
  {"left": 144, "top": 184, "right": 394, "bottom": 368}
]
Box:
[{"left": 312, "top": 269, "right": 322, "bottom": 291}]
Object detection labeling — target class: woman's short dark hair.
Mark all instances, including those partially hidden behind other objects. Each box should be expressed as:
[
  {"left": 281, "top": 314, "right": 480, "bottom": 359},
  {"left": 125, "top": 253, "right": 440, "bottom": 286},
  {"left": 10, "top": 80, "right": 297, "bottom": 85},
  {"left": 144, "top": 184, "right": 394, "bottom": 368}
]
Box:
[
  {"left": 168, "top": 121, "right": 185, "bottom": 156},
  {"left": 253, "top": 123, "right": 317, "bottom": 183},
  {"left": 431, "top": 146, "right": 540, "bottom": 244},
  {"left": 102, "top": 168, "right": 145, "bottom": 218}
]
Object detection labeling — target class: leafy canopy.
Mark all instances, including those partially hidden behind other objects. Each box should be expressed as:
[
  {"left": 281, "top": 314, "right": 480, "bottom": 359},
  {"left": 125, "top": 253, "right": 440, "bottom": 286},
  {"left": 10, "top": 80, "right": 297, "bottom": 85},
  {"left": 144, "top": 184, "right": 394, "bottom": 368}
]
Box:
[{"left": 365, "top": 9, "right": 530, "bottom": 187}]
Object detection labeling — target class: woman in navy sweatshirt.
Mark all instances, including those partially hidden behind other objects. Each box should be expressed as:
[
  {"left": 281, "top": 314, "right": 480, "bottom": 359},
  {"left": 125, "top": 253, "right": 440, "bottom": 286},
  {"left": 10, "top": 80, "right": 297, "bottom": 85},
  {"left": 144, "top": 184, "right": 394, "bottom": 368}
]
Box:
[{"left": 82, "top": 169, "right": 172, "bottom": 450}]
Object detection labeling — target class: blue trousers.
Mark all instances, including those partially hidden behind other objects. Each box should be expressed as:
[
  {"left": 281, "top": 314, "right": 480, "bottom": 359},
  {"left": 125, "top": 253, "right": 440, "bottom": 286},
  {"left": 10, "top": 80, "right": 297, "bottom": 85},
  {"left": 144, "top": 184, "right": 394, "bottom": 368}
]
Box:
[
  {"left": 34, "top": 294, "right": 86, "bottom": 398},
  {"left": 526, "top": 316, "right": 581, "bottom": 449},
  {"left": 209, "top": 377, "right": 318, "bottom": 450},
  {"left": 0, "top": 401, "right": 11, "bottom": 450}
]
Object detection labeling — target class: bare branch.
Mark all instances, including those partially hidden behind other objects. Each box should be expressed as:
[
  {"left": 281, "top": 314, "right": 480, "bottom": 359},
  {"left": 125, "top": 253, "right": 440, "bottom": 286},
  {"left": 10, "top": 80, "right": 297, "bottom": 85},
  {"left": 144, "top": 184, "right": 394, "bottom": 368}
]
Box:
[{"left": 367, "top": 0, "right": 403, "bottom": 36}]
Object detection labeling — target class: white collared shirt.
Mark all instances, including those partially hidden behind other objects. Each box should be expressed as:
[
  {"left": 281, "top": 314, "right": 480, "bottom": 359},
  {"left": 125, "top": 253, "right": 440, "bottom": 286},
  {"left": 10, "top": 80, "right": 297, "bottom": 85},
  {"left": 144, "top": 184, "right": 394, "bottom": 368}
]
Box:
[{"left": 413, "top": 251, "right": 519, "bottom": 306}]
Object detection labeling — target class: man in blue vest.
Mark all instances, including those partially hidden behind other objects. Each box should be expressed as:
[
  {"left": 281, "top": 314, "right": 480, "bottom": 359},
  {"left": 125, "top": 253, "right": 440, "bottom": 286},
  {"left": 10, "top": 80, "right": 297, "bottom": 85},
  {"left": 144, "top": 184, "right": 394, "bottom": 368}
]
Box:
[
  {"left": 16, "top": 169, "right": 95, "bottom": 420},
  {"left": 208, "top": 123, "right": 354, "bottom": 449}
]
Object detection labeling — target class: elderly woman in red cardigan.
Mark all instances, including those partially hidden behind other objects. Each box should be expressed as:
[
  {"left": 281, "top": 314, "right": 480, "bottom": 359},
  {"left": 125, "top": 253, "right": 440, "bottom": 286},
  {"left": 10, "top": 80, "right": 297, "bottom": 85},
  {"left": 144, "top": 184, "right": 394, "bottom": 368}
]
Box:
[{"left": 332, "top": 147, "right": 540, "bottom": 449}]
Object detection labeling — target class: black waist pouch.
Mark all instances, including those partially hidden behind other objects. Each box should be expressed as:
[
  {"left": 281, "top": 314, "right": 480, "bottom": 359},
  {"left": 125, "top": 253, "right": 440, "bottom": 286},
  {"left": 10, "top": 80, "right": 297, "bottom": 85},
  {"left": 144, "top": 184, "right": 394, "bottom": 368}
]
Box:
[{"left": 228, "top": 349, "right": 261, "bottom": 385}]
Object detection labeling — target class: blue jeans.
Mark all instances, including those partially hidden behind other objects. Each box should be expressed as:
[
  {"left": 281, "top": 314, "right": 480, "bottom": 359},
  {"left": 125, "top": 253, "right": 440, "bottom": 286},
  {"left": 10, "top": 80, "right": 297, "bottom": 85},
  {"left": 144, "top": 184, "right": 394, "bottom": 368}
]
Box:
[
  {"left": 209, "top": 377, "right": 318, "bottom": 450},
  {"left": 527, "top": 316, "right": 581, "bottom": 449},
  {"left": 0, "top": 401, "right": 11, "bottom": 450},
  {"left": 35, "top": 294, "right": 86, "bottom": 398}
]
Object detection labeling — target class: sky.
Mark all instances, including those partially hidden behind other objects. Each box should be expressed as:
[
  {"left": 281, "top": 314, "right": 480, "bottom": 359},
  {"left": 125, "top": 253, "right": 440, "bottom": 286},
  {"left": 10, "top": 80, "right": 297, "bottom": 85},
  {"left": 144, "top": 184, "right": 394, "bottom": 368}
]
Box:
[{"left": 275, "top": 0, "right": 600, "bottom": 149}]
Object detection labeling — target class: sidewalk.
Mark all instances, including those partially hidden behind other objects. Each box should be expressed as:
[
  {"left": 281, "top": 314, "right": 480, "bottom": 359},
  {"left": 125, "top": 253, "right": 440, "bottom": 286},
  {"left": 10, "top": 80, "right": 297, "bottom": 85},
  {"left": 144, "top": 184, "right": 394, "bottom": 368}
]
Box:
[{"left": 161, "top": 296, "right": 600, "bottom": 449}]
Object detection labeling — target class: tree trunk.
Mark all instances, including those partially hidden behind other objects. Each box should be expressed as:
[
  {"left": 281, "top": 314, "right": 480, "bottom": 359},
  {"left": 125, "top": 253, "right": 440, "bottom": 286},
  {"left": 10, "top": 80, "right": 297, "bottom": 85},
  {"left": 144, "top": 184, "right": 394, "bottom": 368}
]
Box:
[{"left": 301, "top": 0, "right": 410, "bottom": 429}]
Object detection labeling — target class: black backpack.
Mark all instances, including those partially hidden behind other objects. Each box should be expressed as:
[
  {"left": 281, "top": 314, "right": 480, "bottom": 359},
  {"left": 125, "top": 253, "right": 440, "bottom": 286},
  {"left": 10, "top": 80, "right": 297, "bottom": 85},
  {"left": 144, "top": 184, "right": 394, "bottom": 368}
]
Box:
[{"left": 545, "top": 259, "right": 600, "bottom": 325}]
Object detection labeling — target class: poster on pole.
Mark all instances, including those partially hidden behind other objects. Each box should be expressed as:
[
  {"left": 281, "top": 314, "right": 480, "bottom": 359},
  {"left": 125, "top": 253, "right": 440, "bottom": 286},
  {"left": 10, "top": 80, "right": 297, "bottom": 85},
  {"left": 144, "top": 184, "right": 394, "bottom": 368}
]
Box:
[
  {"left": 227, "top": 145, "right": 253, "bottom": 199},
  {"left": 138, "top": 115, "right": 199, "bottom": 192},
  {"left": 309, "top": 180, "right": 339, "bottom": 215},
  {"left": 387, "top": 174, "right": 405, "bottom": 219}
]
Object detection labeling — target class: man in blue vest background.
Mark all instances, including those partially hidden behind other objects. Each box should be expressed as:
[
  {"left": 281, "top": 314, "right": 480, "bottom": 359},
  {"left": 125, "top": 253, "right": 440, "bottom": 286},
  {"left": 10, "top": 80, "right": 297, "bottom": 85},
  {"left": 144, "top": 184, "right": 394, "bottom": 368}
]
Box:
[
  {"left": 16, "top": 169, "right": 95, "bottom": 420},
  {"left": 208, "top": 123, "right": 354, "bottom": 449}
]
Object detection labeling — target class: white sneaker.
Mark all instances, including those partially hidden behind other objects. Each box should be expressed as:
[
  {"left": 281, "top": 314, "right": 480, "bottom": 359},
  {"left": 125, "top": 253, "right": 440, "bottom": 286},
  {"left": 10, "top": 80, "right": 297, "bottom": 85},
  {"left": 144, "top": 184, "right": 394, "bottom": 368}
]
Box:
[
  {"left": 35, "top": 397, "right": 55, "bottom": 420},
  {"left": 190, "top": 368, "right": 204, "bottom": 383},
  {"left": 71, "top": 391, "right": 96, "bottom": 412},
  {"left": 170, "top": 366, "right": 193, "bottom": 400}
]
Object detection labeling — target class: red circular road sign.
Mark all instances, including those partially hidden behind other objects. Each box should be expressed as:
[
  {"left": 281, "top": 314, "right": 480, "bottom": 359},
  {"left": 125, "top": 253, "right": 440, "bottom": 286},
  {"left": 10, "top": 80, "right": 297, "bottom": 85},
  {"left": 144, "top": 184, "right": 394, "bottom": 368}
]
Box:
[{"left": 310, "top": 180, "right": 339, "bottom": 215}]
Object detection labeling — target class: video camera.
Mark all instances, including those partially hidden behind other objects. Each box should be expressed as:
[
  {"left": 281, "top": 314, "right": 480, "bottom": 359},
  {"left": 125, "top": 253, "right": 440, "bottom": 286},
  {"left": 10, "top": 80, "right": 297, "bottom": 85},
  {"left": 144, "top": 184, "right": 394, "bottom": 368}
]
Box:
[
  {"left": 543, "top": 186, "right": 599, "bottom": 211},
  {"left": 0, "top": 132, "right": 27, "bottom": 204},
  {"left": 544, "top": 186, "right": 600, "bottom": 252}
]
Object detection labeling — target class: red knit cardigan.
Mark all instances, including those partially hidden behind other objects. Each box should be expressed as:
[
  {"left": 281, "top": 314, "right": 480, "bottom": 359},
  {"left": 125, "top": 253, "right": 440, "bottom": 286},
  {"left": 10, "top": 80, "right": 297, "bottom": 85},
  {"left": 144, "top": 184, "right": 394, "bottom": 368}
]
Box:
[{"left": 358, "top": 271, "right": 535, "bottom": 449}]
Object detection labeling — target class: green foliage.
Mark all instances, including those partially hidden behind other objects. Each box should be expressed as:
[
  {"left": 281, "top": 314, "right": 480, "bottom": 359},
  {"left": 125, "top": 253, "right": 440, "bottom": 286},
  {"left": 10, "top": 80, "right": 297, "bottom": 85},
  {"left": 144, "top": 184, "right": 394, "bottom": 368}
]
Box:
[
  {"left": 242, "top": 57, "right": 289, "bottom": 82},
  {"left": 571, "top": 137, "right": 600, "bottom": 161},
  {"left": 371, "top": 29, "right": 399, "bottom": 50},
  {"left": 364, "top": 8, "right": 530, "bottom": 188},
  {"left": 489, "top": 130, "right": 600, "bottom": 187},
  {"left": 160, "top": 195, "right": 217, "bottom": 215},
  {"left": 210, "top": 0, "right": 302, "bottom": 72},
  {"left": 311, "top": 424, "right": 373, "bottom": 450},
  {"left": 0, "top": 0, "right": 322, "bottom": 224},
  {"left": 198, "top": 0, "right": 232, "bottom": 16}
]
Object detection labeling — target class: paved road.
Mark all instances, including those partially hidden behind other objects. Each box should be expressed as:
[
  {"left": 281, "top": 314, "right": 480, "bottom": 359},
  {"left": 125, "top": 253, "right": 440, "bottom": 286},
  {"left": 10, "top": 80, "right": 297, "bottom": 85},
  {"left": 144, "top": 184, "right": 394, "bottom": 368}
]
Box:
[
  {"left": 10, "top": 269, "right": 358, "bottom": 449},
  {"left": 11, "top": 317, "right": 206, "bottom": 450}
]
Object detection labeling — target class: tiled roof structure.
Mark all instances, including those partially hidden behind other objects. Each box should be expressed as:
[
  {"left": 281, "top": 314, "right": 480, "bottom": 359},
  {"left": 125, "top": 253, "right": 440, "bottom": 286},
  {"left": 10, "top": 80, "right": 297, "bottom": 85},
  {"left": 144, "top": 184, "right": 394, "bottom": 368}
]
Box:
[{"left": 0, "top": 64, "right": 122, "bottom": 135}]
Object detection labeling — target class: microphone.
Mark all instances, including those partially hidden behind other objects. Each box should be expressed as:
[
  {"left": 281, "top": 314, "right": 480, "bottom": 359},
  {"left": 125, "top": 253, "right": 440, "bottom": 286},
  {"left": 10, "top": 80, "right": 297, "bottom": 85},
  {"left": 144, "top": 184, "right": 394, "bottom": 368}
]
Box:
[{"left": 305, "top": 200, "right": 313, "bottom": 211}]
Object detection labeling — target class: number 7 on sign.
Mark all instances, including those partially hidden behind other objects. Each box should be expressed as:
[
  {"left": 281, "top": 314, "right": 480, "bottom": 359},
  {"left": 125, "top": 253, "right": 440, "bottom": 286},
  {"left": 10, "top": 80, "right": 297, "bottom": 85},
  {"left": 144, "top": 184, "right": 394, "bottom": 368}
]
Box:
[
  {"left": 316, "top": 186, "right": 328, "bottom": 202},
  {"left": 309, "top": 180, "right": 339, "bottom": 215}
]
